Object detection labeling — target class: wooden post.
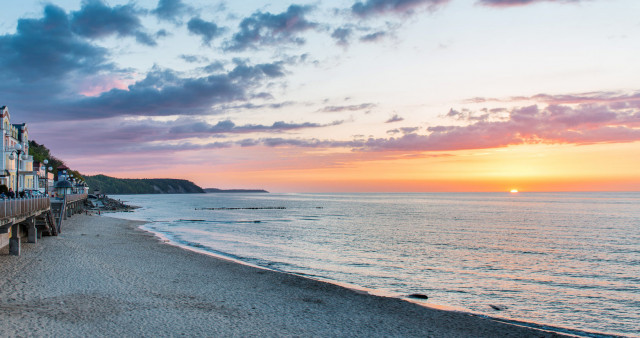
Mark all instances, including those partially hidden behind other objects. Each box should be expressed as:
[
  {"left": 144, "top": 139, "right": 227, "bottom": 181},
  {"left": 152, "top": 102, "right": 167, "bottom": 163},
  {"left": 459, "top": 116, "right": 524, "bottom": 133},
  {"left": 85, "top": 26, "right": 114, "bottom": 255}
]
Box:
[
  {"left": 9, "top": 223, "right": 20, "bottom": 256},
  {"left": 27, "top": 218, "right": 37, "bottom": 244}
]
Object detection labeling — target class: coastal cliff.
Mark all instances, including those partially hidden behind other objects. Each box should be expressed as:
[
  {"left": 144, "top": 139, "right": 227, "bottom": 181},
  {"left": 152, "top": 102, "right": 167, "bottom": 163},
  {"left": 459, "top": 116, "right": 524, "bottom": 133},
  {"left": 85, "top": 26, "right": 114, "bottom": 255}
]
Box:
[{"left": 84, "top": 175, "right": 205, "bottom": 194}]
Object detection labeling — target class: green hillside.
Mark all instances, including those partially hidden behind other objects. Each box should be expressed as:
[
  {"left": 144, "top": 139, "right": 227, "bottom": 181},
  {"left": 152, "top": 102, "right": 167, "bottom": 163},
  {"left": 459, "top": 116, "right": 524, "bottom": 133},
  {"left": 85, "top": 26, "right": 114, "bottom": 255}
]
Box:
[
  {"left": 84, "top": 175, "right": 205, "bottom": 194},
  {"left": 29, "top": 140, "right": 83, "bottom": 181}
]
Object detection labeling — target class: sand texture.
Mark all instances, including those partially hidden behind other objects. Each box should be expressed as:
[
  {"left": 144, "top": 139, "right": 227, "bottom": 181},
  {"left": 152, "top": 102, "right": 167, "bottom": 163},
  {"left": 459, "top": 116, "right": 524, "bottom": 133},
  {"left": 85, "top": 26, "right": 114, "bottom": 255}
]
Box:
[{"left": 0, "top": 214, "right": 570, "bottom": 337}]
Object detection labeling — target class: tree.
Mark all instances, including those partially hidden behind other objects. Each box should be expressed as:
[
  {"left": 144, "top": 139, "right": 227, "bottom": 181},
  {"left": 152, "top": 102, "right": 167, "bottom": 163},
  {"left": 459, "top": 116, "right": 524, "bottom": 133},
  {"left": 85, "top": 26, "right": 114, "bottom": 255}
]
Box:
[{"left": 28, "top": 140, "right": 84, "bottom": 182}]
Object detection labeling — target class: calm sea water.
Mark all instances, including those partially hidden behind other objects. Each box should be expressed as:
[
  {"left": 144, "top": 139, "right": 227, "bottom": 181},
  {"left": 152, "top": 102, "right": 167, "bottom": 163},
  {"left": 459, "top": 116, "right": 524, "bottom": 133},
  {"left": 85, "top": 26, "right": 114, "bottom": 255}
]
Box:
[{"left": 110, "top": 192, "right": 640, "bottom": 337}]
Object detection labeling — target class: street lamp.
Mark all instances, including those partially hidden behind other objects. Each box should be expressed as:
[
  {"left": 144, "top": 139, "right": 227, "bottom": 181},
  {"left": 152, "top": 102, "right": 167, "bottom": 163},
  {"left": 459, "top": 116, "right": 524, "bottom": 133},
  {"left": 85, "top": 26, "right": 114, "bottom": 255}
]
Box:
[{"left": 8, "top": 143, "right": 27, "bottom": 198}]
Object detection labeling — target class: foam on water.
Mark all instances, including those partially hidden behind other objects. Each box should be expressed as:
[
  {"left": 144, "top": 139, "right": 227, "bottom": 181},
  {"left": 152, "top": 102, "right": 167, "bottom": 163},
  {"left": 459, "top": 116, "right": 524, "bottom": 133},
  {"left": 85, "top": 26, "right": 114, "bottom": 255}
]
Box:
[{"left": 110, "top": 192, "right": 640, "bottom": 337}]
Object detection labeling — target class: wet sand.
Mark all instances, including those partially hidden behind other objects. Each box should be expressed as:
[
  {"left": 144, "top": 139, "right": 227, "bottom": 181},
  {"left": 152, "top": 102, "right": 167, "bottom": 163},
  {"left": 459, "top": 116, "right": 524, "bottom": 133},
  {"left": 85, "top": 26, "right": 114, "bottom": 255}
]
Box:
[{"left": 0, "top": 214, "right": 571, "bottom": 337}]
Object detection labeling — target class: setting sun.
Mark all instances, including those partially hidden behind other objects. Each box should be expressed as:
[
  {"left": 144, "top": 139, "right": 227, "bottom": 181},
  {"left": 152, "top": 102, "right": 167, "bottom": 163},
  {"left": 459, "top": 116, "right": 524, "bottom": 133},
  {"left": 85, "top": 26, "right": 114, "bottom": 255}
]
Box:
[{"left": 510, "top": 189, "right": 519, "bottom": 193}]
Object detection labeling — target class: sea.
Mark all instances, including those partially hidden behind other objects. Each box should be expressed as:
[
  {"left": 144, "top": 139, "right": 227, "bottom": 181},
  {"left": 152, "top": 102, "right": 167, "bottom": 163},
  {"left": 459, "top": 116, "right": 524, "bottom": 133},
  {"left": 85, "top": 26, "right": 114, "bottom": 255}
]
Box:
[{"left": 109, "top": 192, "right": 640, "bottom": 337}]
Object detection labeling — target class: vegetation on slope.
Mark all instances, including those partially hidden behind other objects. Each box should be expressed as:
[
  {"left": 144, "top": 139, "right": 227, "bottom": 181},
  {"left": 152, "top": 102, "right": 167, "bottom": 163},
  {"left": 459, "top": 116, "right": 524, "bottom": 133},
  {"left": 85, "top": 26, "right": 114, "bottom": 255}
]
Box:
[
  {"left": 84, "top": 174, "right": 205, "bottom": 194},
  {"left": 29, "top": 141, "right": 212, "bottom": 195},
  {"left": 29, "top": 140, "right": 84, "bottom": 182}
]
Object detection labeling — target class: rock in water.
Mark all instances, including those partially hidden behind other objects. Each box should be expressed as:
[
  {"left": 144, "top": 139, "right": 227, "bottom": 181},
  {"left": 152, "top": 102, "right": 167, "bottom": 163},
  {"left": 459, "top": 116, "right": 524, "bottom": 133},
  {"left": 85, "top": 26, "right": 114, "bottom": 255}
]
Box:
[{"left": 407, "top": 294, "right": 429, "bottom": 300}]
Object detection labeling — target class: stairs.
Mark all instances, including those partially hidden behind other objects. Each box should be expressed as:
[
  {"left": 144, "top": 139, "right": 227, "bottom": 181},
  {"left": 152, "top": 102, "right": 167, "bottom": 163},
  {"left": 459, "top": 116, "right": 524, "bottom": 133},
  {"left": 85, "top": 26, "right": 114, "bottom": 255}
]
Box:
[{"left": 35, "top": 210, "right": 58, "bottom": 236}]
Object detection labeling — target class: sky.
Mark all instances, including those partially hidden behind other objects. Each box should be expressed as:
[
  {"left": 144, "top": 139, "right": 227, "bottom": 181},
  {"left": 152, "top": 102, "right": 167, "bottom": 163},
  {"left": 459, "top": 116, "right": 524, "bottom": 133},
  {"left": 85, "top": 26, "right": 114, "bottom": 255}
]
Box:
[{"left": 1, "top": 0, "right": 639, "bottom": 192}]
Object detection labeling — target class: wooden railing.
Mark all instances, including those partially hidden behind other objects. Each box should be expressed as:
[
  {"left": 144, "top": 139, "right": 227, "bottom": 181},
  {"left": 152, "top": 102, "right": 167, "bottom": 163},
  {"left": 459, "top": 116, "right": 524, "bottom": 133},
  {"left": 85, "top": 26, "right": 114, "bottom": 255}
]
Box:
[
  {"left": 0, "top": 197, "right": 51, "bottom": 220},
  {"left": 64, "top": 193, "right": 88, "bottom": 204}
]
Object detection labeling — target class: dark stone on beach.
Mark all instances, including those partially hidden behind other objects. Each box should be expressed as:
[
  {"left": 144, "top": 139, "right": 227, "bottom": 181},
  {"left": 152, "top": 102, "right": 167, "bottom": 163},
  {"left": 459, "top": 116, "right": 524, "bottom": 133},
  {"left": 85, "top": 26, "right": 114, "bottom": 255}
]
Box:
[
  {"left": 407, "top": 294, "right": 429, "bottom": 300},
  {"left": 87, "top": 195, "right": 138, "bottom": 212}
]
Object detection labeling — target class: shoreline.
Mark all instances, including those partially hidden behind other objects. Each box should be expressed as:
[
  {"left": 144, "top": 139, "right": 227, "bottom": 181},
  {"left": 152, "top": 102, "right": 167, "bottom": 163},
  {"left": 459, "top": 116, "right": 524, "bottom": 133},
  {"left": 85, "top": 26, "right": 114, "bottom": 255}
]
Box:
[
  {"left": 136, "top": 220, "right": 619, "bottom": 338},
  {"left": 0, "top": 214, "right": 585, "bottom": 336}
]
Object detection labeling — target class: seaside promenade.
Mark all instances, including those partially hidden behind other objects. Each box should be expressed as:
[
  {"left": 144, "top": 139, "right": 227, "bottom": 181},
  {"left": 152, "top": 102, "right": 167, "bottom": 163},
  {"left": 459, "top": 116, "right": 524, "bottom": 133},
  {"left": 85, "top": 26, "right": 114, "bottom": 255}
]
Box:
[
  {"left": 0, "top": 193, "right": 87, "bottom": 255},
  {"left": 0, "top": 213, "right": 572, "bottom": 337}
]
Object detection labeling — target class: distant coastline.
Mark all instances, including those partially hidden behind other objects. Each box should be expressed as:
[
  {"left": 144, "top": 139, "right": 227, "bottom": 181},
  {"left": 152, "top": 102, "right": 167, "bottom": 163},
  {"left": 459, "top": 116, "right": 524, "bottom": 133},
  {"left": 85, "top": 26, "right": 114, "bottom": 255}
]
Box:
[
  {"left": 84, "top": 174, "right": 268, "bottom": 195},
  {"left": 85, "top": 175, "right": 204, "bottom": 194},
  {"left": 204, "top": 188, "right": 268, "bottom": 193}
]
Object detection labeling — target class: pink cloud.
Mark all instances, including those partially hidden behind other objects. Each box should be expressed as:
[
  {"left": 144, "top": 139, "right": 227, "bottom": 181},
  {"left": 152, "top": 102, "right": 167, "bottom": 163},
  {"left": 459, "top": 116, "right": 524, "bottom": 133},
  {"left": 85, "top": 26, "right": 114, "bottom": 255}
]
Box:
[
  {"left": 78, "top": 74, "right": 134, "bottom": 97},
  {"left": 359, "top": 102, "right": 640, "bottom": 151},
  {"left": 31, "top": 90, "right": 640, "bottom": 174},
  {"left": 465, "top": 91, "right": 640, "bottom": 107},
  {"left": 477, "top": 0, "right": 584, "bottom": 7}
]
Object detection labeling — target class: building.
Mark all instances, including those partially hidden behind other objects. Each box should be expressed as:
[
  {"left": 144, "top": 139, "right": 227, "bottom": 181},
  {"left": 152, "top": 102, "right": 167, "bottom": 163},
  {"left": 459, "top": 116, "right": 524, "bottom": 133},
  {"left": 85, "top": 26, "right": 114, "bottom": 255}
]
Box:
[
  {"left": 34, "top": 161, "right": 54, "bottom": 194},
  {"left": 1, "top": 106, "right": 37, "bottom": 193}
]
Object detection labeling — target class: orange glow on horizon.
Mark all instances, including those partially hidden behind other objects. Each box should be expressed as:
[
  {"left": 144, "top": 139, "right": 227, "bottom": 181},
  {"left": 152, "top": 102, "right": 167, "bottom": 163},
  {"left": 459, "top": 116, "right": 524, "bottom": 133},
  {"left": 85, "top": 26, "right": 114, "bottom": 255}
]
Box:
[{"left": 78, "top": 142, "right": 640, "bottom": 193}]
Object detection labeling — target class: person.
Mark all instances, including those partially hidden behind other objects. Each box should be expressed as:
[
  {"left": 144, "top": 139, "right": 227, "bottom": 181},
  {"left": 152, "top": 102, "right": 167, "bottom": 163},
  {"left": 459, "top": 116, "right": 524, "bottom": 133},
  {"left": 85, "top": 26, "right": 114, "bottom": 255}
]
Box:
[
  {"left": 8, "top": 188, "right": 15, "bottom": 199},
  {"left": 0, "top": 192, "right": 6, "bottom": 199}
]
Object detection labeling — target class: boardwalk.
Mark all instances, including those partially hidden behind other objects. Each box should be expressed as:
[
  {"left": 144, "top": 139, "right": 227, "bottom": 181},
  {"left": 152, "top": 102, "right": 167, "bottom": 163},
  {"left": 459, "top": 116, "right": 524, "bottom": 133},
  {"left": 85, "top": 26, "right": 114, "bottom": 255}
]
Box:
[{"left": 0, "top": 194, "right": 87, "bottom": 255}]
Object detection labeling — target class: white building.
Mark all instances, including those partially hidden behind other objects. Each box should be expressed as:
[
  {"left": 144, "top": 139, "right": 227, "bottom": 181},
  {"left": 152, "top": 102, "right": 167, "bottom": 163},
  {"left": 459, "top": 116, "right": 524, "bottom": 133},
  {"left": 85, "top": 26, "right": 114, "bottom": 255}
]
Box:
[{"left": 1, "top": 106, "right": 37, "bottom": 194}]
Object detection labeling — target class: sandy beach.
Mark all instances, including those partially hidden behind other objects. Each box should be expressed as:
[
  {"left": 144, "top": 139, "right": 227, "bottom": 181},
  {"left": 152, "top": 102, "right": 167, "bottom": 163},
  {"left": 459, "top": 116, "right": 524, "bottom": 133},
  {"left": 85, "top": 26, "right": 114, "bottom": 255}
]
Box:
[{"left": 0, "top": 214, "right": 571, "bottom": 337}]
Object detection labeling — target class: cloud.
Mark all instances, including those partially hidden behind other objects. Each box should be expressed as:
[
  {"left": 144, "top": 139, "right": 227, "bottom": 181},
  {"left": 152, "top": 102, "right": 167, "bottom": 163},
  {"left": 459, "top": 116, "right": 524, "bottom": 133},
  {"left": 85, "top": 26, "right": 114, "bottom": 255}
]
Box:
[
  {"left": 223, "top": 101, "right": 297, "bottom": 110},
  {"left": 179, "top": 54, "right": 210, "bottom": 63},
  {"left": 320, "top": 103, "right": 376, "bottom": 113},
  {"left": 462, "top": 91, "right": 640, "bottom": 110},
  {"left": 62, "top": 61, "right": 288, "bottom": 120},
  {"left": 351, "top": 0, "right": 450, "bottom": 18},
  {"left": 0, "top": 4, "right": 112, "bottom": 82},
  {"left": 477, "top": 0, "right": 583, "bottom": 7},
  {"left": 401, "top": 127, "right": 421, "bottom": 133},
  {"left": 156, "top": 29, "right": 170, "bottom": 38},
  {"left": 245, "top": 98, "right": 640, "bottom": 151},
  {"left": 32, "top": 116, "right": 344, "bottom": 158},
  {"left": 362, "top": 103, "right": 640, "bottom": 151},
  {"left": 229, "top": 60, "right": 286, "bottom": 79},
  {"left": 70, "top": 0, "right": 156, "bottom": 46},
  {"left": 464, "top": 91, "right": 640, "bottom": 107},
  {"left": 360, "top": 31, "right": 387, "bottom": 42},
  {"left": 168, "top": 119, "right": 344, "bottom": 136},
  {"left": 385, "top": 114, "right": 404, "bottom": 123},
  {"left": 387, "top": 126, "right": 420, "bottom": 134},
  {"left": 153, "top": 0, "right": 192, "bottom": 23},
  {"left": 187, "top": 17, "right": 223, "bottom": 45},
  {"left": 260, "top": 138, "right": 362, "bottom": 148},
  {"left": 529, "top": 92, "right": 640, "bottom": 106},
  {"left": 446, "top": 108, "right": 492, "bottom": 122},
  {"left": 201, "top": 61, "right": 225, "bottom": 73},
  {"left": 332, "top": 27, "right": 353, "bottom": 46},
  {"left": 225, "top": 5, "right": 318, "bottom": 51},
  {"left": 33, "top": 91, "right": 640, "bottom": 166}
]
